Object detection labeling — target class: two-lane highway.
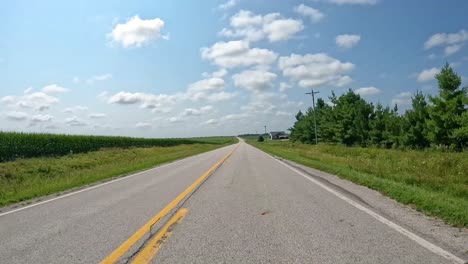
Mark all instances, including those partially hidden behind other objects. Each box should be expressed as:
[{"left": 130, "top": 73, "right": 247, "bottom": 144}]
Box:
[{"left": 0, "top": 141, "right": 465, "bottom": 263}]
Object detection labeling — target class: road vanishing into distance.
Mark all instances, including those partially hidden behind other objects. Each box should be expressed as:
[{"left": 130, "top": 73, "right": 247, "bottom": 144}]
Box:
[{"left": 0, "top": 140, "right": 466, "bottom": 264}]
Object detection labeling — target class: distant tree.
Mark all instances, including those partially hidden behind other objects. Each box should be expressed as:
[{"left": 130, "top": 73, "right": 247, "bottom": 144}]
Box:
[
  {"left": 403, "top": 91, "right": 430, "bottom": 148},
  {"left": 334, "top": 90, "right": 373, "bottom": 146},
  {"left": 370, "top": 103, "right": 386, "bottom": 147},
  {"left": 289, "top": 108, "right": 315, "bottom": 143},
  {"left": 427, "top": 63, "right": 468, "bottom": 149},
  {"left": 257, "top": 135, "right": 264, "bottom": 142}
]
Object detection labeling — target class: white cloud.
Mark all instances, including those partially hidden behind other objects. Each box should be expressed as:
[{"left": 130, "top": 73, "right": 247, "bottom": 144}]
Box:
[
  {"left": 42, "top": 84, "right": 69, "bottom": 94},
  {"left": 219, "top": 0, "right": 238, "bottom": 10},
  {"left": 205, "top": 91, "right": 236, "bottom": 102},
  {"left": 417, "top": 68, "right": 440, "bottom": 82},
  {"left": 263, "top": 15, "right": 304, "bottom": 42},
  {"left": 98, "top": 91, "right": 109, "bottom": 99},
  {"left": 19, "top": 92, "right": 59, "bottom": 111},
  {"left": 279, "top": 82, "right": 292, "bottom": 92},
  {"left": 31, "top": 114, "right": 53, "bottom": 123},
  {"left": 278, "top": 53, "right": 354, "bottom": 88},
  {"left": 424, "top": 30, "right": 468, "bottom": 50},
  {"left": 355, "top": 86, "right": 381, "bottom": 96},
  {"left": 186, "top": 77, "right": 235, "bottom": 102},
  {"left": 168, "top": 116, "right": 184, "bottom": 123},
  {"left": 276, "top": 111, "right": 291, "bottom": 117},
  {"left": 336, "top": 34, "right": 361, "bottom": 49},
  {"left": 219, "top": 10, "right": 304, "bottom": 42},
  {"left": 221, "top": 113, "right": 249, "bottom": 121},
  {"left": 182, "top": 105, "right": 214, "bottom": 116},
  {"left": 24, "top": 87, "right": 34, "bottom": 94},
  {"left": 232, "top": 69, "right": 277, "bottom": 92},
  {"left": 6, "top": 111, "right": 28, "bottom": 121},
  {"left": 294, "top": 4, "right": 325, "bottom": 23},
  {"left": 64, "top": 105, "right": 88, "bottom": 114},
  {"left": 391, "top": 92, "right": 412, "bottom": 106},
  {"left": 212, "top": 68, "right": 228, "bottom": 78},
  {"left": 201, "top": 40, "right": 278, "bottom": 68},
  {"left": 204, "top": 119, "right": 218, "bottom": 125},
  {"left": 87, "top": 74, "right": 112, "bottom": 84},
  {"left": 1, "top": 96, "right": 16, "bottom": 105},
  {"left": 445, "top": 45, "right": 461, "bottom": 56},
  {"left": 136, "top": 122, "right": 152, "bottom": 129},
  {"left": 108, "top": 91, "right": 177, "bottom": 114},
  {"left": 327, "top": 0, "right": 378, "bottom": 5},
  {"left": 65, "top": 116, "right": 87, "bottom": 127},
  {"left": 89, "top": 113, "right": 107, "bottom": 119},
  {"left": 109, "top": 15, "right": 167, "bottom": 48}
]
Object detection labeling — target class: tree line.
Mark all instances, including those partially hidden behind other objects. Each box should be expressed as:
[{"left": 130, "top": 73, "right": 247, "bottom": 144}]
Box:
[{"left": 289, "top": 64, "right": 468, "bottom": 150}]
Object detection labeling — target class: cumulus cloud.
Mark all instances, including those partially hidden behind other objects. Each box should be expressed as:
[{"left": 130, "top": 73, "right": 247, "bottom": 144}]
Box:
[
  {"left": 279, "top": 82, "right": 292, "bottom": 92},
  {"left": 276, "top": 111, "right": 291, "bottom": 117},
  {"left": 204, "top": 119, "right": 218, "bottom": 125},
  {"left": 1, "top": 96, "right": 16, "bottom": 105},
  {"left": 424, "top": 30, "right": 468, "bottom": 51},
  {"left": 201, "top": 40, "right": 278, "bottom": 68},
  {"left": 219, "top": 0, "right": 238, "bottom": 10},
  {"left": 42, "top": 84, "right": 69, "bottom": 94},
  {"left": 186, "top": 77, "right": 235, "bottom": 102},
  {"left": 109, "top": 15, "right": 167, "bottom": 48},
  {"left": 278, "top": 53, "right": 354, "bottom": 88},
  {"left": 417, "top": 68, "right": 440, "bottom": 82},
  {"left": 445, "top": 45, "right": 462, "bottom": 56},
  {"left": 294, "top": 4, "right": 325, "bottom": 23},
  {"left": 232, "top": 69, "right": 277, "bottom": 93},
  {"left": 327, "top": 0, "right": 377, "bottom": 4},
  {"left": 64, "top": 105, "right": 88, "bottom": 114},
  {"left": 65, "top": 116, "right": 87, "bottom": 127},
  {"left": 336, "top": 34, "right": 361, "bottom": 49},
  {"left": 108, "top": 91, "right": 178, "bottom": 115},
  {"left": 182, "top": 105, "right": 214, "bottom": 116},
  {"left": 219, "top": 10, "right": 304, "bottom": 42},
  {"left": 89, "top": 113, "right": 107, "bottom": 119},
  {"left": 168, "top": 116, "right": 184, "bottom": 123},
  {"left": 136, "top": 122, "right": 152, "bottom": 129},
  {"left": 391, "top": 92, "right": 412, "bottom": 106},
  {"left": 31, "top": 114, "right": 53, "bottom": 123},
  {"left": 6, "top": 111, "right": 28, "bottom": 121},
  {"left": 18, "top": 92, "right": 59, "bottom": 111},
  {"left": 354, "top": 86, "right": 381, "bottom": 96}
]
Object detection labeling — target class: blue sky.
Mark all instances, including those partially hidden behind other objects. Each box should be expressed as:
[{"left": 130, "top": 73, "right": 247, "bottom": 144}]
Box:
[{"left": 1, "top": 0, "right": 468, "bottom": 137}]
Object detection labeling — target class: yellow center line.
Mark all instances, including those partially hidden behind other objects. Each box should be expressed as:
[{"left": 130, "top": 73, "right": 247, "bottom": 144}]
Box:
[
  {"left": 100, "top": 144, "right": 239, "bottom": 264},
  {"left": 131, "top": 208, "right": 188, "bottom": 264}
]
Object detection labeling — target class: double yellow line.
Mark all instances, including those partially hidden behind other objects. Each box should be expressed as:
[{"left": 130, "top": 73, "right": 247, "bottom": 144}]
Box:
[{"left": 101, "top": 144, "right": 239, "bottom": 264}]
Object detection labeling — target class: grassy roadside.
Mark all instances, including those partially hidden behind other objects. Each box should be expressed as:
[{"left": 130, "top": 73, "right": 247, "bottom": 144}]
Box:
[
  {"left": 247, "top": 139, "right": 468, "bottom": 227},
  {"left": 0, "top": 138, "right": 237, "bottom": 207}
]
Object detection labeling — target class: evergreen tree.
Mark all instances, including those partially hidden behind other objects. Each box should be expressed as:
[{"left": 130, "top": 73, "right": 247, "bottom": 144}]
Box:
[
  {"left": 403, "top": 91, "right": 430, "bottom": 148},
  {"left": 427, "top": 63, "right": 468, "bottom": 149}
]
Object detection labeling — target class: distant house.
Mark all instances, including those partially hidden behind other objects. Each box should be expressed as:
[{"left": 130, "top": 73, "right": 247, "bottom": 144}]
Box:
[{"left": 269, "top": 131, "right": 289, "bottom": 140}]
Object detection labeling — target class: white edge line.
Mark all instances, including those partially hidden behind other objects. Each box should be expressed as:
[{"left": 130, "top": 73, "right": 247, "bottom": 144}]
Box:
[
  {"left": 0, "top": 144, "right": 236, "bottom": 218},
  {"left": 260, "top": 150, "right": 465, "bottom": 264}
]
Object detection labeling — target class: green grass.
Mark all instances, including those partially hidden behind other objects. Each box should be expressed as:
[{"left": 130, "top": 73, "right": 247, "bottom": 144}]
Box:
[
  {"left": 247, "top": 139, "right": 468, "bottom": 227},
  {"left": 0, "top": 139, "right": 237, "bottom": 207},
  {"left": 0, "top": 132, "right": 237, "bottom": 162}
]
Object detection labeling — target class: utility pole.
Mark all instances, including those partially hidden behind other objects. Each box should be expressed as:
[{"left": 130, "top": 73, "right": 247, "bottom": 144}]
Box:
[
  {"left": 264, "top": 125, "right": 267, "bottom": 135},
  {"left": 306, "top": 89, "right": 319, "bottom": 145}
]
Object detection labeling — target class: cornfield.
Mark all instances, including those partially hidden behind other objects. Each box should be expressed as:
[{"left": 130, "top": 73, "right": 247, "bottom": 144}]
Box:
[{"left": 0, "top": 132, "right": 233, "bottom": 162}]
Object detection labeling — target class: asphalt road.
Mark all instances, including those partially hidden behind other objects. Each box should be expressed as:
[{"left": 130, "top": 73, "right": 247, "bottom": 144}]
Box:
[{"left": 0, "top": 141, "right": 466, "bottom": 264}]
